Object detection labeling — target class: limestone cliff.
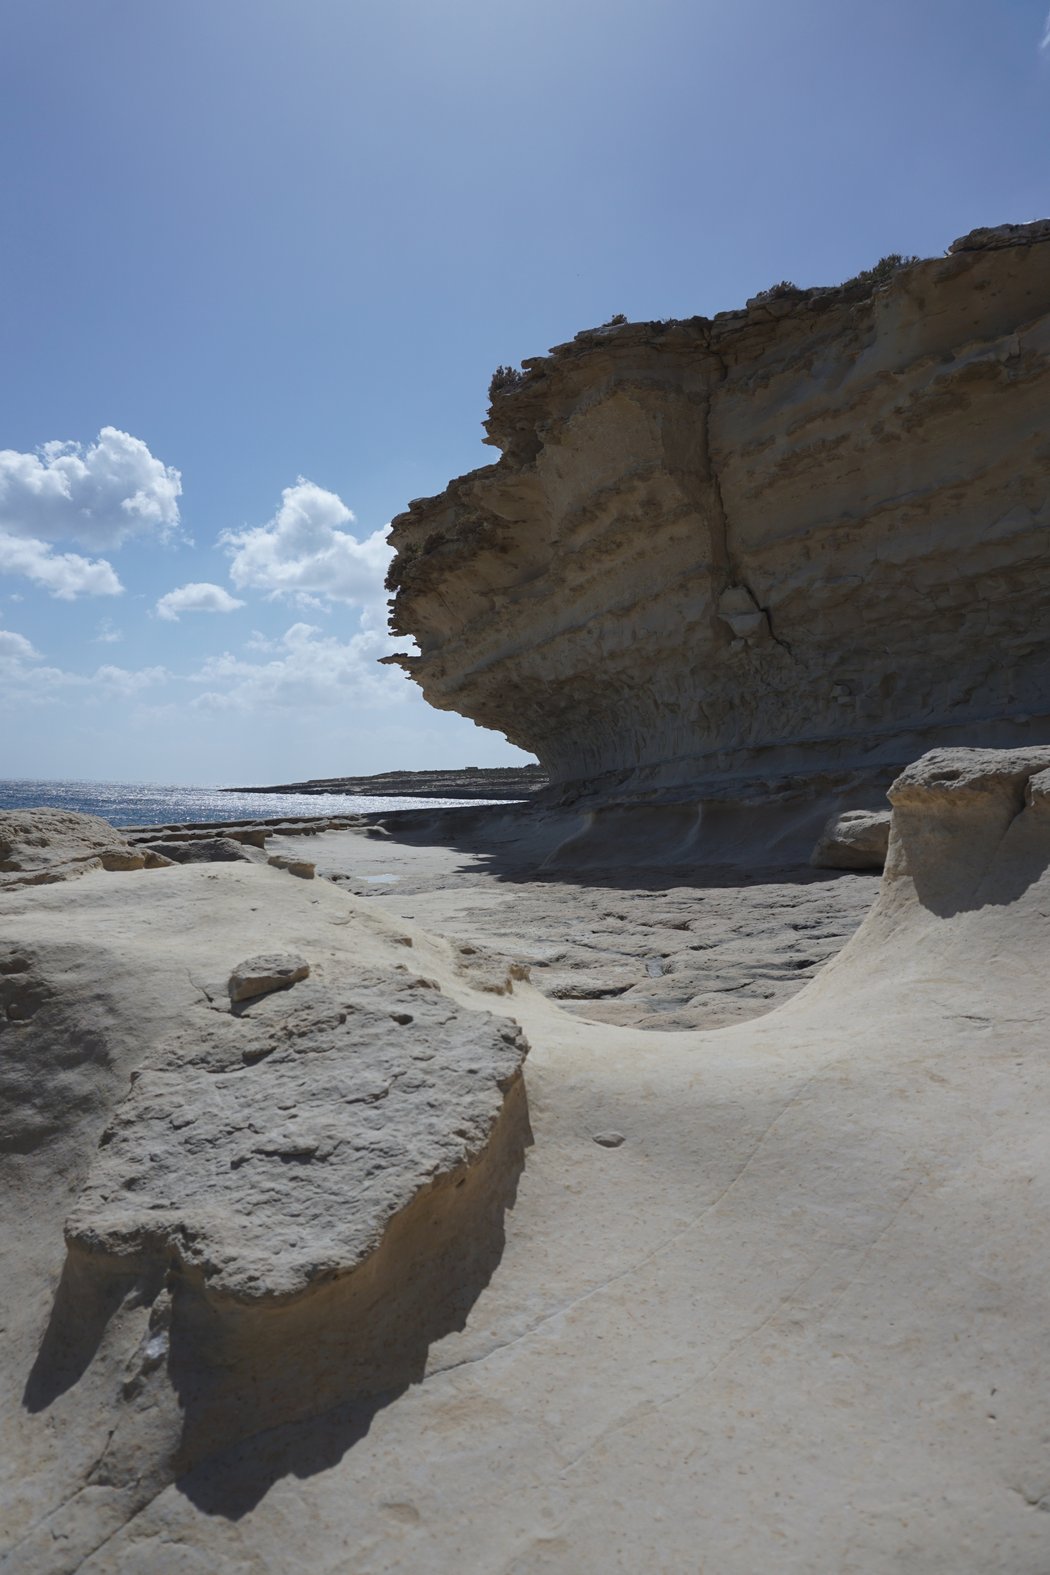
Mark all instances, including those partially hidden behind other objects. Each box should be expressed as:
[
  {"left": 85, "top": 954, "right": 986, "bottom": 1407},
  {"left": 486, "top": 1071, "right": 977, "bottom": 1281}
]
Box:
[{"left": 385, "top": 221, "right": 1050, "bottom": 799}]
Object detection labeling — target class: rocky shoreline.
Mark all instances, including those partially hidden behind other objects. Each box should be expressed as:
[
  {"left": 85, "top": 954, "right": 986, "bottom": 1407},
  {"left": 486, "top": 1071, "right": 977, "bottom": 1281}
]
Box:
[
  {"left": 222, "top": 764, "right": 548, "bottom": 800},
  {"left": 5, "top": 216, "right": 1050, "bottom": 1572},
  {"left": 4, "top": 748, "right": 1050, "bottom": 1571}
]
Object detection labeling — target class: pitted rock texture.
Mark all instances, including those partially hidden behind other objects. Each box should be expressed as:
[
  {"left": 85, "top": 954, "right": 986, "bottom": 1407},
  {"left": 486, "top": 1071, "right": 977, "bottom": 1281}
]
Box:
[
  {"left": 67, "top": 968, "right": 528, "bottom": 1305},
  {"left": 0, "top": 863, "right": 530, "bottom": 1571},
  {"left": 386, "top": 222, "right": 1050, "bottom": 799},
  {"left": 0, "top": 809, "right": 146, "bottom": 887},
  {"left": 227, "top": 952, "right": 310, "bottom": 1002}
]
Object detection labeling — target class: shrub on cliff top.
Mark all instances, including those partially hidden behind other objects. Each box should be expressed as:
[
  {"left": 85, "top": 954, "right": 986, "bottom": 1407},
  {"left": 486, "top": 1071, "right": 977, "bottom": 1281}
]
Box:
[
  {"left": 842, "top": 253, "right": 920, "bottom": 290},
  {"left": 489, "top": 364, "right": 526, "bottom": 398},
  {"left": 752, "top": 280, "right": 800, "bottom": 303}
]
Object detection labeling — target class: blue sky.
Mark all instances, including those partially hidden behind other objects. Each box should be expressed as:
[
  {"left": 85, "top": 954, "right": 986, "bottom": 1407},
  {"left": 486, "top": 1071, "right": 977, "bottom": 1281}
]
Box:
[{"left": 2, "top": 0, "right": 1048, "bottom": 784}]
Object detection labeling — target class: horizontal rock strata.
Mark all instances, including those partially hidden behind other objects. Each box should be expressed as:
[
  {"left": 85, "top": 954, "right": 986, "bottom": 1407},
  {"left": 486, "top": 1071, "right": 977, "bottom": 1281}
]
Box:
[{"left": 386, "top": 221, "right": 1050, "bottom": 801}]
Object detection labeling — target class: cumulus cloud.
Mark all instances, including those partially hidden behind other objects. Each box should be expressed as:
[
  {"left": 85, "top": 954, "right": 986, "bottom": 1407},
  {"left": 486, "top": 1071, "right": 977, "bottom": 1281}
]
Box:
[
  {"left": 0, "top": 427, "right": 183, "bottom": 599},
  {"left": 94, "top": 618, "right": 123, "bottom": 644},
  {"left": 155, "top": 582, "right": 245, "bottom": 622},
  {"left": 221, "top": 479, "right": 392, "bottom": 608},
  {"left": 89, "top": 664, "right": 170, "bottom": 696},
  {"left": 190, "top": 620, "right": 405, "bottom": 712},
  {"left": 0, "top": 530, "right": 123, "bottom": 599},
  {"left": 0, "top": 628, "right": 40, "bottom": 662},
  {"left": 0, "top": 427, "right": 182, "bottom": 548}
]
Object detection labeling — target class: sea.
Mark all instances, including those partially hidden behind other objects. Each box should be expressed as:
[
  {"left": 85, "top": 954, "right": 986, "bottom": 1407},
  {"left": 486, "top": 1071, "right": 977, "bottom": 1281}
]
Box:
[{"left": 0, "top": 779, "right": 509, "bottom": 830}]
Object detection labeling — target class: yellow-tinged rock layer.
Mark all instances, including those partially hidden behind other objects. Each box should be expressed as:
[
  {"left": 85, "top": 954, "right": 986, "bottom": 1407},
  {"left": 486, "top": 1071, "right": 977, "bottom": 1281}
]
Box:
[{"left": 386, "top": 221, "right": 1050, "bottom": 798}]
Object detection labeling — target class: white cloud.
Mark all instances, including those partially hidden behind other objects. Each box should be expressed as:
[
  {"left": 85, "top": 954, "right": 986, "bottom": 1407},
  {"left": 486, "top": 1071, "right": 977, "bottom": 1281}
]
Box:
[
  {"left": 89, "top": 664, "right": 169, "bottom": 696},
  {"left": 0, "top": 530, "right": 123, "bottom": 599},
  {"left": 1042, "top": 9, "right": 1050, "bottom": 50},
  {"left": 0, "top": 621, "right": 167, "bottom": 700},
  {"left": 0, "top": 427, "right": 182, "bottom": 549},
  {"left": 221, "top": 479, "right": 392, "bottom": 608},
  {"left": 0, "top": 427, "right": 182, "bottom": 600},
  {"left": 0, "top": 628, "right": 40, "bottom": 662},
  {"left": 155, "top": 582, "right": 245, "bottom": 622},
  {"left": 94, "top": 618, "right": 123, "bottom": 644},
  {"left": 189, "top": 619, "right": 406, "bottom": 712}
]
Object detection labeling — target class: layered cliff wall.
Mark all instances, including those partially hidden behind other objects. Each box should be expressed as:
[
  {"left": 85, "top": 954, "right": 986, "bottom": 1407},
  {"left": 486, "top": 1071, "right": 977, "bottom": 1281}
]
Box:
[{"left": 385, "top": 222, "right": 1050, "bottom": 801}]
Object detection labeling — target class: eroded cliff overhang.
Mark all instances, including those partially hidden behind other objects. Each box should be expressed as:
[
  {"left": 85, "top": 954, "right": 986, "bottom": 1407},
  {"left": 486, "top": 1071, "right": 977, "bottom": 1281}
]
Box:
[{"left": 385, "top": 221, "right": 1050, "bottom": 798}]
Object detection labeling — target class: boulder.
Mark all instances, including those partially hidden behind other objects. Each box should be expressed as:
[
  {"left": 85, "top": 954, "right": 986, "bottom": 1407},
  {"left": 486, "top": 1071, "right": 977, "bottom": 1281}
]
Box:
[
  {"left": 810, "top": 809, "right": 891, "bottom": 869},
  {"left": 267, "top": 852, "right": 316, "bottom": 879},
  {"left": 228, "top": 952, "right": 311, "bottom": 1003},
  {"left": 0, "top": 808, "right": 145, "bottom": 887}
]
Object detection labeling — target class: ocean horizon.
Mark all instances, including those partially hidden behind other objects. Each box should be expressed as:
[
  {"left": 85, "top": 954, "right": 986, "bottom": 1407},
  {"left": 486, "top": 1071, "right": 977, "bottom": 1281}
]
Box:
[{"left": 0, "top": 778, "right": 511, "bottom": 829}]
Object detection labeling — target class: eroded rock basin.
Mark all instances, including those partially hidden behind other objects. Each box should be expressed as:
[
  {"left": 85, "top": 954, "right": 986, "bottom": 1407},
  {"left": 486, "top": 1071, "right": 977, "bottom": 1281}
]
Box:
[{"left": 3, "top": 754, "right": 1050, "bottom": 1574}]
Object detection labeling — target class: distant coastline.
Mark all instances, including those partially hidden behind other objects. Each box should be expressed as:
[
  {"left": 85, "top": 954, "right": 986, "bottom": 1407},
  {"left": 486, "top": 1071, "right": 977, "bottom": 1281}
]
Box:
[
  {"left": 223, "top": 765, "right": 548, "bottom": 801},
  {"left": 0, "top": 776, "right": 535, "bottom": 828}
]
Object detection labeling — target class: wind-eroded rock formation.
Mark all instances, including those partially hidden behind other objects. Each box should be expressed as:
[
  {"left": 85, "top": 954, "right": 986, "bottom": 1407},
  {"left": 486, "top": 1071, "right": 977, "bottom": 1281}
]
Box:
[
  {"left": 386, "top": 221, "right": 1050, "bottom": 799},
  {"left": 6, "top": 750, "right": 1050, "bottom": 1572}
]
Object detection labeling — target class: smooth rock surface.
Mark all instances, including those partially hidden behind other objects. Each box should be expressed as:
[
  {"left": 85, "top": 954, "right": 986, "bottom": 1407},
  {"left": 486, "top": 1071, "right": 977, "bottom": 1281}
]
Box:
[
  {"left": 811, "top": 807, "right": 891, "bottom": 869},
  {"left": 4, "top": 747, "right": 1050, "bottom": 1574}
]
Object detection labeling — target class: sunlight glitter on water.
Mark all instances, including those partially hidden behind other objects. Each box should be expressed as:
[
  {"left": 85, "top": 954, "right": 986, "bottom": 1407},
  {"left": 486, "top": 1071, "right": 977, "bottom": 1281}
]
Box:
[{"left": 0, "top": 779, "right": 513, "bottom": 829}]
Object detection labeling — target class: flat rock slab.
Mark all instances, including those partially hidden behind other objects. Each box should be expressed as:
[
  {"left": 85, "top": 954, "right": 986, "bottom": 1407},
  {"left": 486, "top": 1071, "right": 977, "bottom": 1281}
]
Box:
[
  {"left": 68, "top": 968, "right": 528, "bottom": 1304},
  {"left": 142, "top": 837, "right": 263, "bottom": 865},
  {"left": 228, "top": 953, "right": 310, "bottom": 1003}
]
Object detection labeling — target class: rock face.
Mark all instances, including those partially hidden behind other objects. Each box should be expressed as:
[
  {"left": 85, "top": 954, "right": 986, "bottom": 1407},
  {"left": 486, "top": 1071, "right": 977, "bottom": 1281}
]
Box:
[
  {"left": 0, "top": 809, "right": 147, "bottom": 887},
  {"left": 386, "top": 222, "right": 1050, "bottom": 800}
]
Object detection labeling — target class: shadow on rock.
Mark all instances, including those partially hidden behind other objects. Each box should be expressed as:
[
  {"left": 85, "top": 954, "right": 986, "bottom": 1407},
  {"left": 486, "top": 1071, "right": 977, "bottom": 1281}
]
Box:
[
  {"left": 169, "top": 1079, "right": 531, "bottom": 1506},
  {"left": 23, "top": 1255, "right": 163, "bottom": 1412},
  {"left": 175, "top": 1386, "right": 404, "bottom": 1518}
]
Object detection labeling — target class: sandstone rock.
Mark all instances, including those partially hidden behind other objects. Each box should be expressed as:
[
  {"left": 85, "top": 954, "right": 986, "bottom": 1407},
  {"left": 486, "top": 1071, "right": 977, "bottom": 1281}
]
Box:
[
  {"left": 6, "top": 749, "right": 1049, "bottom": 1573},
  {"left": 141, "top": 836, "right": 263, "bottom": 865},
  {"left": 0, "top": 809, "right": 143, "bottom": 887},
  {"left": 949, "top": 218, "right": 1050, "bottom": 252},
  {"left": 135, "top": 826, "right": 271, "bottom": 849},
  {"left": 385, "top": 221, "right": 1050, "bottom": 802},
  {"left": 1, "top": 864, "right": 529, "bottom": 1569},
  {"left": 143, "top": 849, "right": 177, "bottom": 868},
  {"left": 810, "top": 808, "right": 890, "bottom": 869},
  {"left": 267, "top": 852, "right": 315, "bottom": 878},
  {"left": 227, "top": 952, "right": 310, "bottom": 1002}
]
